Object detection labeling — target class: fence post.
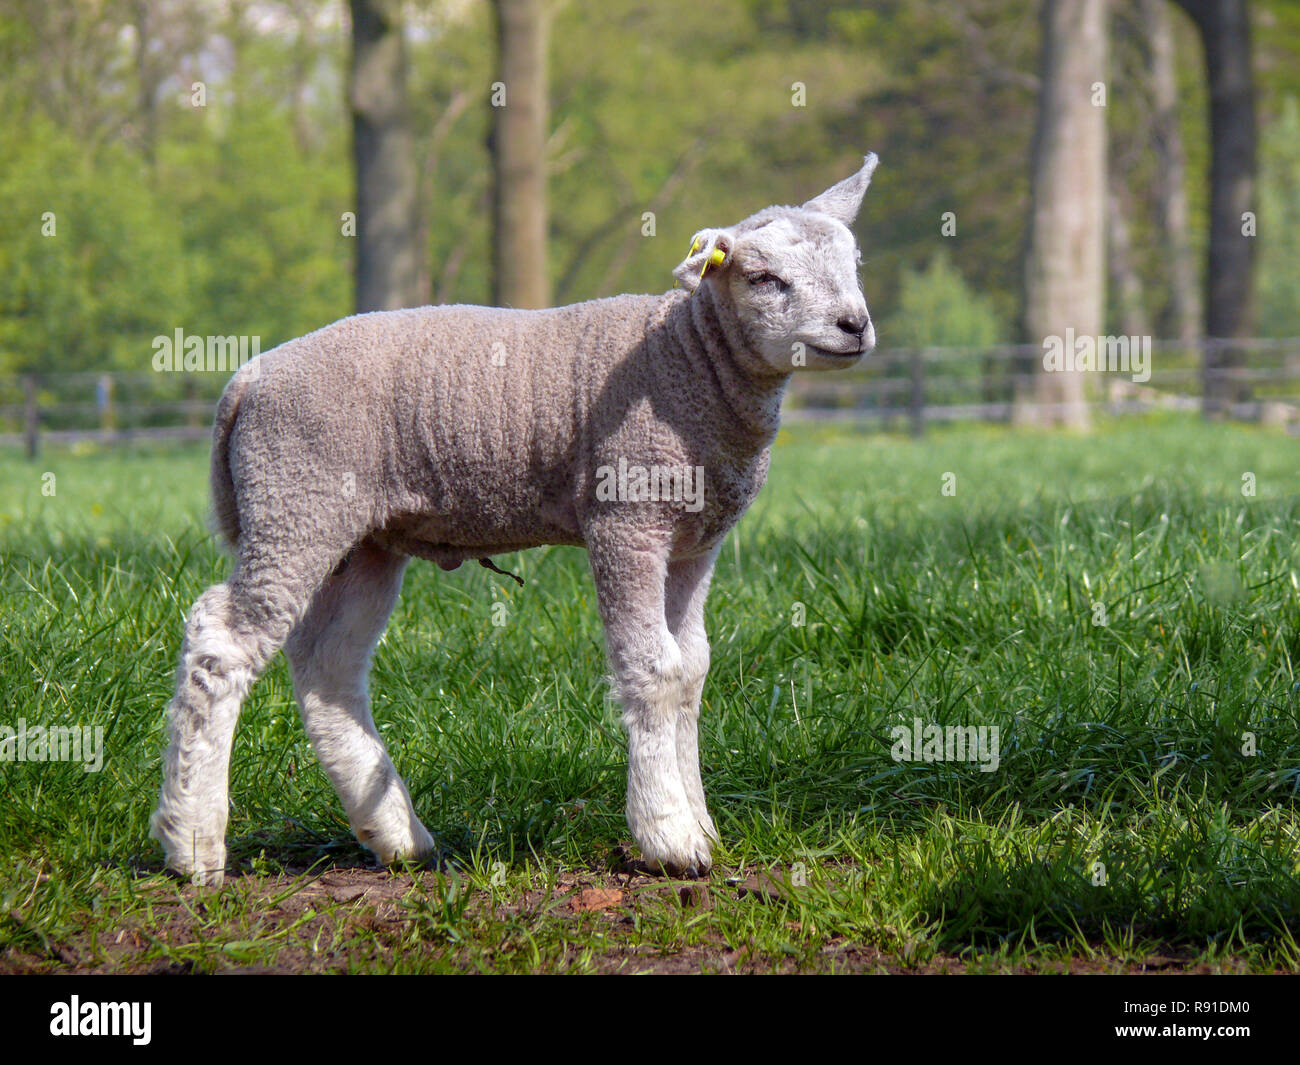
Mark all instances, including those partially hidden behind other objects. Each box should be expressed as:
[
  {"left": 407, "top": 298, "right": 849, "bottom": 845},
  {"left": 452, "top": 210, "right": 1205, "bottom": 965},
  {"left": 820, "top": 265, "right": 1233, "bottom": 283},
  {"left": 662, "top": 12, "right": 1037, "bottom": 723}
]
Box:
[
  {"left": 97, "top": 373, "right": 116, "bottom": 440},
  {"left": 909, "top": 348, "right": 925, "bottom": 438},
  {"left": 1201, "top": 336, "right": 1216, "bottom": 419},
  {"left": 186, "top": 378, "right": 201, "bottom": 429},
  {"left": 22, "top": 374, "right": 39, "bottom": 459}
]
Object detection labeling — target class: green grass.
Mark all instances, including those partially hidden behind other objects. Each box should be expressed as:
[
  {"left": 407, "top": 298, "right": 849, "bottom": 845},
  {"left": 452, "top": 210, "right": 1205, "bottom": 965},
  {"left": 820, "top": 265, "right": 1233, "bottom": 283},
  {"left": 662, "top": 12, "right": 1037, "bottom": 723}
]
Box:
[{"left": 2, "top": 415, "right": 1300, "bottom": 972}]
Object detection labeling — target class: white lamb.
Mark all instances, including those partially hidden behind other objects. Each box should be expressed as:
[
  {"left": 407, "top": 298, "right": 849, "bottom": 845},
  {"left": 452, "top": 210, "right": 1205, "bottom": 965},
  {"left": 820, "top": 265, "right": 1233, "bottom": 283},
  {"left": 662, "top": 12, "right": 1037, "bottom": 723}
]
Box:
[{"left": 151, "top": 155, "right": 879, "bottom": 884}]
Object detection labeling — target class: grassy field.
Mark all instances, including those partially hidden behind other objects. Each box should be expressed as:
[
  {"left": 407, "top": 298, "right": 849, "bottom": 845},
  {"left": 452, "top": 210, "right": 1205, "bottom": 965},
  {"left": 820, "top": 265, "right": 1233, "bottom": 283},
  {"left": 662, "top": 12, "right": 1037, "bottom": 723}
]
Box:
[{"left": 2, "top": 415, "right": 1299, "bottom": 973}]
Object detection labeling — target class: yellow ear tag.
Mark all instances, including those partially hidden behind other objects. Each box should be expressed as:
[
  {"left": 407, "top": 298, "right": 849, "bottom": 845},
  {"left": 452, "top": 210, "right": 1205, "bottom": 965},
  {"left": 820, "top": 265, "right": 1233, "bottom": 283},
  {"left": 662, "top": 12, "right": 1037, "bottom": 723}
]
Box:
[{"left": 700, "top": 247, "right": 727, "bottom": 278}]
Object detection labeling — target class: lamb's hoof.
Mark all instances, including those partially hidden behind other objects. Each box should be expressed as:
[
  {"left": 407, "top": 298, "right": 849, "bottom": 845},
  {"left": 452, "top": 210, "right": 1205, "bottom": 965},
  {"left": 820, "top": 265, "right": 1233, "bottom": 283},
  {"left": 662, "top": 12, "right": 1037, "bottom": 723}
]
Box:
[
  {"left": 654, "top": 857, "right": 712, "bottom": 880},
  {"left": 630, "top": 811, "right": 715, "bottom": 880},
  {"left": 160, "top": 852, "right": 226, "bottom": 887},
  {"left": 363, "top": 821, "right": 437, "bottom": 868},
  {"left": 151, "top": 812, "right": 227, "bottom": 886}
]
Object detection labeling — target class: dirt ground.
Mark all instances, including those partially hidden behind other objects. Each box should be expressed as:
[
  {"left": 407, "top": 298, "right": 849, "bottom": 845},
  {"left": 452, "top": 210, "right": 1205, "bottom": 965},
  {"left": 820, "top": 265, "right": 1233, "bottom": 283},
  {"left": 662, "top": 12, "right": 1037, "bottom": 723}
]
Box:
[{"left": 0, "top": 859, "right": 1265, "bottom": 975}]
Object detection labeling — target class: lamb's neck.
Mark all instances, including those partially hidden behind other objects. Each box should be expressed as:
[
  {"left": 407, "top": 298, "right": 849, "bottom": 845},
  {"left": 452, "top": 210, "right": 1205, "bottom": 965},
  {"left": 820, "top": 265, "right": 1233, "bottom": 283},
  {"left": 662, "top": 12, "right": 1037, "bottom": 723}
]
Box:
[{"left": 668, "top": 286, "right": 790, "bottom": 446}]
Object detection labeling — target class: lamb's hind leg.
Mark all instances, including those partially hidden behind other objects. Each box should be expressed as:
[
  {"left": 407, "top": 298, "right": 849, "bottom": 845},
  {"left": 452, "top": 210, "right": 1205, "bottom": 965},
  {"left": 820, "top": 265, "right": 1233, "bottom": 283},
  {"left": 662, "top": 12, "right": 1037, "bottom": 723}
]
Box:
[
  {"left": 284, "top": 539, "right": 433, "bottom": 867},
  {"left": 151, "top": 550, "right": 336, "bottom": 885}
]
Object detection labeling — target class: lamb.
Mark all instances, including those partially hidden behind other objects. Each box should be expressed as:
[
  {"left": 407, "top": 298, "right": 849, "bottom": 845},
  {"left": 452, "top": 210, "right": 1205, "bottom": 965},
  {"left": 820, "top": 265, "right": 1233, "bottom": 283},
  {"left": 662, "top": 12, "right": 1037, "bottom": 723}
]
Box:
[{"left": 151, "top": 154, "right": 879, "bottom": 884}]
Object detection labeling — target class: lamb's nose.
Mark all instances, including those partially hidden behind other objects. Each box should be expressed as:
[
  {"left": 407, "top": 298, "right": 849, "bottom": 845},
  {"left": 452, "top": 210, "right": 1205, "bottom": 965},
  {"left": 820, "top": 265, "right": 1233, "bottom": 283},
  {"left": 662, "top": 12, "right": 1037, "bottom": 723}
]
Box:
[{"left": 837, "top": 315, "right": 868, "bottom": 338}]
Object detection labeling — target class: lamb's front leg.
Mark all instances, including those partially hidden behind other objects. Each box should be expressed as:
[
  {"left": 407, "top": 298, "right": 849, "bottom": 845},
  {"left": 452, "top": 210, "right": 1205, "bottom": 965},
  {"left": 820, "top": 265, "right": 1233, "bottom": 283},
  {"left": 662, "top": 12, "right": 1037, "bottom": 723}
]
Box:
[
  {"left": 589, "top": 538, "right": 713, "bottom": 876},
  {"left": 666, "top": 548, "right": 721, "bottom": 846}
]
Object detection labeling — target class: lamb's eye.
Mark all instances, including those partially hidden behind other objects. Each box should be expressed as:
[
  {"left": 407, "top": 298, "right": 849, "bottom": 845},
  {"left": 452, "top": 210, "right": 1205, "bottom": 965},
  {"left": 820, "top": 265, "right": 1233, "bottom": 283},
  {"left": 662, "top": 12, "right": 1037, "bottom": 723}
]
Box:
[{"left": 748, "top": 271, "right": 788, "bottom": 290}]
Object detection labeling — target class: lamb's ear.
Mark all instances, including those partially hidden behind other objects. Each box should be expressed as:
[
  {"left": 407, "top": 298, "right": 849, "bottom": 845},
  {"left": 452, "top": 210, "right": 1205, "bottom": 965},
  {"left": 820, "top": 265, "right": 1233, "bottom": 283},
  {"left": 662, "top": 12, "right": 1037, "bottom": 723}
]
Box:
[
  {"left": 801, "top": 153, "right": 879, "bottom": 226},
  {"left": 673, "top": 228, "right": 734, "bottom": 291}
]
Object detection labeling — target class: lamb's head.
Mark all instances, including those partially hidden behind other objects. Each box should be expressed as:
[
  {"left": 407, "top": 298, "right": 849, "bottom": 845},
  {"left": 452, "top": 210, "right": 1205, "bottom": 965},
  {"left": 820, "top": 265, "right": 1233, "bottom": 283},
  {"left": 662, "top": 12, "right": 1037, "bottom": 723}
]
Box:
[{"left": 674, "top": 154, "right": 878, "bottom": 373}]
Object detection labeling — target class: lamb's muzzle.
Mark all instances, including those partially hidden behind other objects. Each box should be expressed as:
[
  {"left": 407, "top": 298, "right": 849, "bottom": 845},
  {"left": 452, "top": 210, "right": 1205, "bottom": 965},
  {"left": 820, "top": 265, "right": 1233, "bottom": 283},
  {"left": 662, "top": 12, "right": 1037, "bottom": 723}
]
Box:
[{"left": 152, "top": 154, "right": 880, "bottom": 883}]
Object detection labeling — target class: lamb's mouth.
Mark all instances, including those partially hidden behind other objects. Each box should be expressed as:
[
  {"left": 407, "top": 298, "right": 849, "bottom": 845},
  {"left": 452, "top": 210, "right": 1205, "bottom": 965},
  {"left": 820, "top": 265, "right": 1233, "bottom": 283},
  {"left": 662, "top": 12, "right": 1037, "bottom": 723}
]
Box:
[{"left": 809, "top": 343, "right": 865, "bottom": 360}]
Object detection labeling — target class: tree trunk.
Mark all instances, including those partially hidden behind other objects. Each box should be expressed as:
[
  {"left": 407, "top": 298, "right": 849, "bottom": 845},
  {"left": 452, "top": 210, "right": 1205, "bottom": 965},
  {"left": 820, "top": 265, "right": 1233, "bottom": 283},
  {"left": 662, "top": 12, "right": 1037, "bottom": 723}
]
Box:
[
  {"left": 350, "top": 0, "right": 421, "bottom": 313},
  {"left": 1171, "top": 0, "right": 1257, "bottom": 413},
  {"left": 490, "top": 0, "right": 550, "bottom": 309},
  {"left": 1142, "top": 0, "right": 1199, "bottom": 347},
  {"left": 132, "top": 1, "right": 158, "bottom": 165},
  {"left": 1020, "top": 0, "right": 1108, "bottom": 430},
  {"left": 1107, "top": 177, "right": 1149, "bottom": 339}
]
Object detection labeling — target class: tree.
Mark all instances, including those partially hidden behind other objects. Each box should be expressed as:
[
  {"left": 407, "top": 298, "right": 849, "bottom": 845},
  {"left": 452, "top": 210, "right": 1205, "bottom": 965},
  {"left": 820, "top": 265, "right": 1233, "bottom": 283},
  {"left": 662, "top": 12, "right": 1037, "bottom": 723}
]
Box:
[
  {"left": 350, "top": 0, "right": 421, "bottom": 312},
  {"left": 1142, "top": 0, "right": 1199, "bottom": 345},
  {"left": 1256, "top": 97, "right": 1300, "bottom": 337},
  {"left": 490, "top": 0, "right": 550, "bottom": 309},
  {"left": 1020, "top": 0, "right": 1108, "bottom": 429},
  {"left": 1170, "top": 0, "right": 1257, "bottom": 412}
]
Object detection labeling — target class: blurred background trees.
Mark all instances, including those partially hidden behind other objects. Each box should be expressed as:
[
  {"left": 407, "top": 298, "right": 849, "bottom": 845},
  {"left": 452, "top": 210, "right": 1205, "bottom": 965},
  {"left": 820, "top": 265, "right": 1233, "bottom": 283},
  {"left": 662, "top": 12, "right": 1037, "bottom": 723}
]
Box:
[{"left": 1, "top": 0, "right": 1298, "bottom": 395}]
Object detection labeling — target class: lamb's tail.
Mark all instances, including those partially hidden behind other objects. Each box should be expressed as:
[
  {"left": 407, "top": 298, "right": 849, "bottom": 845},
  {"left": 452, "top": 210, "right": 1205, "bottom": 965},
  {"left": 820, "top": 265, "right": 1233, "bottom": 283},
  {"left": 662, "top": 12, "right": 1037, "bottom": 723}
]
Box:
[{"left": 209, "top": 368, "right": 252, "bottom": 548}]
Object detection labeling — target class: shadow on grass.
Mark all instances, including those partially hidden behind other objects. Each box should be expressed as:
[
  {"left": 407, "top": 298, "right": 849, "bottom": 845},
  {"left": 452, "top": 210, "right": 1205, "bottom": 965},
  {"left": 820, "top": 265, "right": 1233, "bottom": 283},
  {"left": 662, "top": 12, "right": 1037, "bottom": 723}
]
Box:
[{"left": 912, "top": 823, "right": 1300, "bottom": 953}]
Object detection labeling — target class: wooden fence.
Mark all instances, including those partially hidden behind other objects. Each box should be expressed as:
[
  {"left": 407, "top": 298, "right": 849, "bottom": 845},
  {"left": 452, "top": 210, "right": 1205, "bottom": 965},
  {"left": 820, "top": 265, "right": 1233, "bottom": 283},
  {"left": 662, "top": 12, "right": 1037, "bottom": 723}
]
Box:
[
  {"left": 4, "top": 338, "right": 1300, "bottom": 456},
  {"left": 783, "top": 337, "right": 1300, "bottom": 435}
]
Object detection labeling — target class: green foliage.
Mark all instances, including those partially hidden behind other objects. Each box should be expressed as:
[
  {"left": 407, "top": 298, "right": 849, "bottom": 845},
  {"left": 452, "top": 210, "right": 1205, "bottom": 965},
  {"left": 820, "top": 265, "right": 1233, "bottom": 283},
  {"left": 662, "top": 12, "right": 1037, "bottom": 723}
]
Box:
[
  {"left": 0, "top": 0, "right": 1296, "bottom": 383},
  {"left": 1258, "top": 97, "right": 1300, "bottom": 338},
  {"left": 878, "top": 249, "right": 1006, "bottom": 409},
  {"left": 157, "top": 102, "right": 351, "bottom": 349},
  {"left": 0, "top": 0, "right": 1036, "bottom": 360},
  {"left": 882, "top": 249, "right": 1006, "bottom": 347},
  {"left": 0, "top": 115, "right": 191, "bottom": 374},
  {"left": 542, "top": 0, "right": 888, "bottom": 303},
  {"left": 410, "top": 2, "right": 494, "bottom": 305}
]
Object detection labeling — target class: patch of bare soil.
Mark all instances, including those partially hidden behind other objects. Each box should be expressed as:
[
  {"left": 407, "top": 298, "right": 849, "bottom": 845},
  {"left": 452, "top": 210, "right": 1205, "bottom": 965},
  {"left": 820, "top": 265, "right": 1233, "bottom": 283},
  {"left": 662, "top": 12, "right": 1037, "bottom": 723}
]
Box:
[{"left": 0, "top": 859, "right": 1266, "bottom": 975}]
